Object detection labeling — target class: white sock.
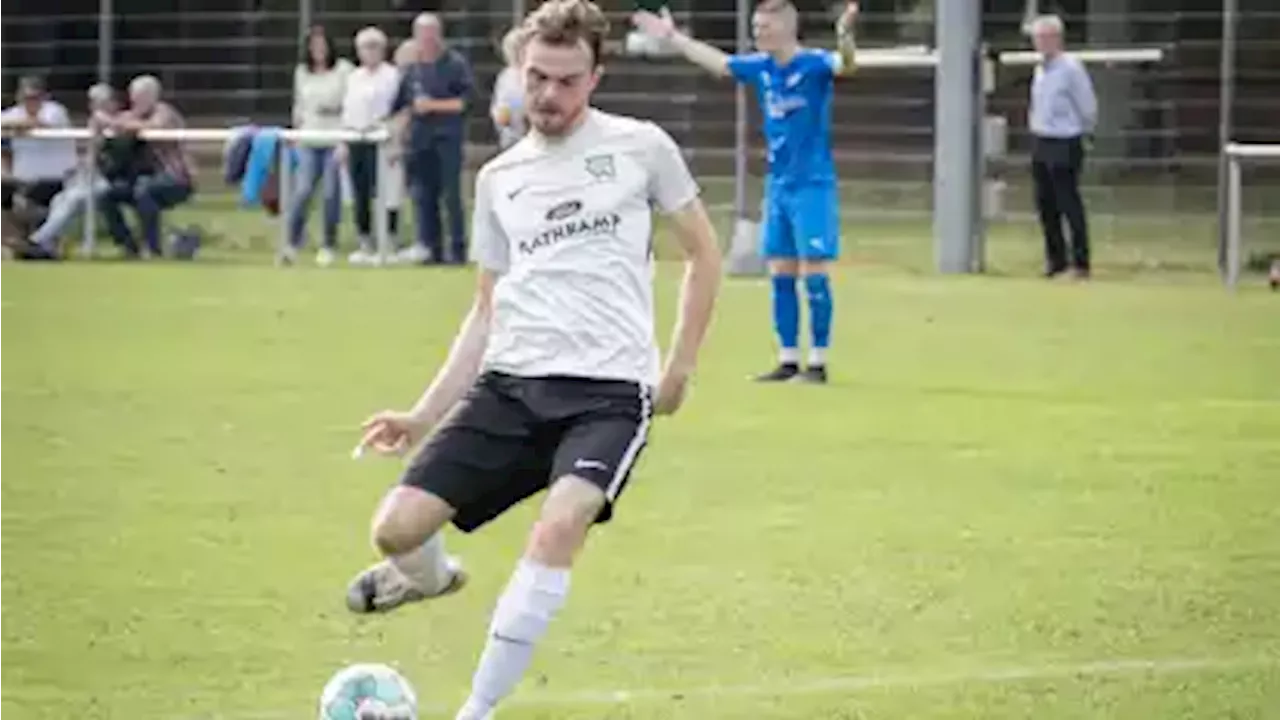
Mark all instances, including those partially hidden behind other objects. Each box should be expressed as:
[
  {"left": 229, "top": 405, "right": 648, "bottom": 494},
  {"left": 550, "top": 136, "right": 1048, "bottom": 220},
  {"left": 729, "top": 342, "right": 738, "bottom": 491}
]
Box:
[
  {"left": 455, "top": 559, "right": 571, "bottom": 720},
  {"left": 808, "top": 347, "right": 827, "bottom": 367},
  {"left": 779, "top": 347, "right": 800, "bottom": 365},
  {"left": 389, "top": 533, "right": 453, "bottom": 595}
]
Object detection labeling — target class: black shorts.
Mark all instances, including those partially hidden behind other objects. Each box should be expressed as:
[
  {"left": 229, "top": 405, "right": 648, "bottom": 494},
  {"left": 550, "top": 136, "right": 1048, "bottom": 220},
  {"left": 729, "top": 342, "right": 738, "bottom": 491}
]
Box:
[
  {"left": 1, "top": 179, "right": 64, "bottom": 210},
  {"left": 402, "top": 372, "right": 654, "bottom": 533}
]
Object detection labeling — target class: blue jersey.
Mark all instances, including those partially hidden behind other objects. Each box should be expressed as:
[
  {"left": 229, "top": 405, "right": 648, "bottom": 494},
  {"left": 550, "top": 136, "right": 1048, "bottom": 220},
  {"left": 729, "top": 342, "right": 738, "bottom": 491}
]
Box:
[{"left": 726, "top": 48, "right": 840, "bottom": 187}]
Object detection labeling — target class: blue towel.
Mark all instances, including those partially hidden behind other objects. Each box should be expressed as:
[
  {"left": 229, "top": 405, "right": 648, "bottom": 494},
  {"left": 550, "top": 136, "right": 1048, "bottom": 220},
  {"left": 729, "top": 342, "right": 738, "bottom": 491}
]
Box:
[{"left": 240, "top": 128, "right": 297, "bottom": 207}]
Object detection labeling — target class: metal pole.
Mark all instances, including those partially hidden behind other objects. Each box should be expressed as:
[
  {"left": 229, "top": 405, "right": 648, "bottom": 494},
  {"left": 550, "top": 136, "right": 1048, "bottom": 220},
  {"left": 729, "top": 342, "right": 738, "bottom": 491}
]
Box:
[
  {"left": 512, "top": 0, "right": 525, "bottom": 25},
  {"left": 1216, "top": 0, "right": 1238, "bottom": 276},
  {"left": 374, "top": 139, "right": 389, "bottom": 265},
  {"left": 732, "top": 0, "right": 749, "bottom": 220},
  {"left": 98, "top": 0, "right": 113, "bottom": 84},
  {"left": 298, "top": 0, "right": 313, "bottom": 40},
  {"left": 279, "top": 141, "right": 292, "bottom": 258},
  {"left": 1225, "top": 152, "right": 1242, "bottom": 289},
  {"left": 933, "top": 0, "right": 982, "bottom": 273}
]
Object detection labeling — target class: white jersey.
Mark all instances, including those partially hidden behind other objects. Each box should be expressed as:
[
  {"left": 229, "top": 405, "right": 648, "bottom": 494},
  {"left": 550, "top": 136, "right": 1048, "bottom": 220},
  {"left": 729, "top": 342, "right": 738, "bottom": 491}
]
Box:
[{"left": 473, "top": 109, "right": 699, "bottom": 386}]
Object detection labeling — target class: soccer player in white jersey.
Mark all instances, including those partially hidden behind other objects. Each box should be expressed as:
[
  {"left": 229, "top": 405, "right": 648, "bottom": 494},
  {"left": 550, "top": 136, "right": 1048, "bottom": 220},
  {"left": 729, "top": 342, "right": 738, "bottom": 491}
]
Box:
[{"left": 343, "top": 2, "right": 722, "bottom": 718}]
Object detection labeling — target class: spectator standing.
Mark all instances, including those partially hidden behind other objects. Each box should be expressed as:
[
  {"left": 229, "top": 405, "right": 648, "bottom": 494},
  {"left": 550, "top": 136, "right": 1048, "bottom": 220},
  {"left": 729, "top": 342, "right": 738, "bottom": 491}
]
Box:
[
  {"left": 340, "top": 26, "right": 401, "bottom": 265},
  {"left": 392, "top": 12, "right": 474, "bottom": 265},
  {"left": 490, "top": 28, "right": 527, "bottom": 151},
  {"left": 1, "top": 76, "right": 77, "bottom": 239},
  {"left": 99, "top": 75, "right": 194, "bottom": 259},
  {"left": 284, "top": 26, "right": 353, "bottom": 267},
  {"left": 1028, "top": 14, "right": 1097, "bottom": 279}
]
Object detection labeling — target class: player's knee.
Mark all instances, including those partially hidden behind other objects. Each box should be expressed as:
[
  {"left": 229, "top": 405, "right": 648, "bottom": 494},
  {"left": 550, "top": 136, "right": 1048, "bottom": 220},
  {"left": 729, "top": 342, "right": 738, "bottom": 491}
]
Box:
[
  {"left": 800, "top": 260, "right": 830, "bottom": 277},
  {"left": 527, "top": 478, "right": 605, "bottom": 563},
  {"left": 769, "top": 258, "right": 799, "bottom": 276},
  {"left": 370, "top": 486, "right": 451, "bottom": 556}
]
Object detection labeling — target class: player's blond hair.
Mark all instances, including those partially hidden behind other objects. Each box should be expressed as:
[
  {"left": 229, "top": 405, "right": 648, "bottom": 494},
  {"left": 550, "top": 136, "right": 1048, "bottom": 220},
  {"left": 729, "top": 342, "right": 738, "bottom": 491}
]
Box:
[{"left": 519, "top": 0, "right": 610, "bottom": 67}]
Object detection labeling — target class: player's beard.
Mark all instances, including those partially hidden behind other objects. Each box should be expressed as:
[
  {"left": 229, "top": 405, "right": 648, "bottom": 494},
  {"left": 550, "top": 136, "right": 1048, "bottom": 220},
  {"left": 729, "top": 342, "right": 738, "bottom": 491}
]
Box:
[{"left": 530, "top": 98, "right": 586, "bottom": 138}]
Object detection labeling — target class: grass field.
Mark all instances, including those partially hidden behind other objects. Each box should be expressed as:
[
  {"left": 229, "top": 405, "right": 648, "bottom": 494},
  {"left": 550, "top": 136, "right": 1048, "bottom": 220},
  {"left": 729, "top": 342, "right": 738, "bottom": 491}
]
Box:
[{"left": 3, "top": 241, "right": 1280, "bottom": 718}]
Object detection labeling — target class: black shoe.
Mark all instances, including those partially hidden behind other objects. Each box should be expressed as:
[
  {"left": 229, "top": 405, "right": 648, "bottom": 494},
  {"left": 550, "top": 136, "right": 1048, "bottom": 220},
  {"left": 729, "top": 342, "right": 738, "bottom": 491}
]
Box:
[
  {"left": 798, "top": 365, "right": 828, "bottom": 384},
  {"left": 755, "top": 363, "right": 800, "bottom": 382},
  {"left": 16, "top": 243, "right": 59, "bottom": 261},
  {"left": 1044, "top": 266, "right": 1068, "bottom": 279}
]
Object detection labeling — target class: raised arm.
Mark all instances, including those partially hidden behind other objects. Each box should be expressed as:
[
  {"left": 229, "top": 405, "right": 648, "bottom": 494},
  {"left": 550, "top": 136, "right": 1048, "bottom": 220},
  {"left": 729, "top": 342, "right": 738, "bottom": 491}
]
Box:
[
  {"left": 632, "top": 7, "right": 733, "bottom": 78},
  {"left": 833, "top": 2, "right": 859, "bottom": 76}
]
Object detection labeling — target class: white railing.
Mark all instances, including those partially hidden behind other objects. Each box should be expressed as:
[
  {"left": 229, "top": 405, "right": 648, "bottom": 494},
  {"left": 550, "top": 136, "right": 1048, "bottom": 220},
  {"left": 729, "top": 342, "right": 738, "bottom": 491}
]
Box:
[
  {"left": 852, "top": 45, "right": 1166, "bottom": 69},
  {"left": 1, "top": 126, "right": 394, "bottom": 262},
  {"left": 1223, "top": 142, "right": 1280, "bottom": 288}
]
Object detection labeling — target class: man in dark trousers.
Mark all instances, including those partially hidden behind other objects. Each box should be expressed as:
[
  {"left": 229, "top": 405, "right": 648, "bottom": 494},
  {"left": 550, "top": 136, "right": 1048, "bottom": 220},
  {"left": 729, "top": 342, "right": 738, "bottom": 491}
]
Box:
[
  {"left": 392, "top": 12, "right": 474, "bottom": 265},
  {"left": 1028, "top": 14, "right": 1097, "bottom": 279}
]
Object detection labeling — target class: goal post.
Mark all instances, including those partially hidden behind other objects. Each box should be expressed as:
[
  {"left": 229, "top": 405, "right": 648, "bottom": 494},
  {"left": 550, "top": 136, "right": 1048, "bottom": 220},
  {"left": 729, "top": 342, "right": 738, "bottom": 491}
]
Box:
[{"left": 1222, "top": 142, "right": 1280, "bottom": 289}]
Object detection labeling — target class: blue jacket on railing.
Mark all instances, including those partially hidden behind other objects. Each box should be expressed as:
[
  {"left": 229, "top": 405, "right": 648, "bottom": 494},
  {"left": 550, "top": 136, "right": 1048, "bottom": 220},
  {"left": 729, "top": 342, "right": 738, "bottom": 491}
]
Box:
[{"left": 240, "top": 127, "right": 297, "bottom": 207}]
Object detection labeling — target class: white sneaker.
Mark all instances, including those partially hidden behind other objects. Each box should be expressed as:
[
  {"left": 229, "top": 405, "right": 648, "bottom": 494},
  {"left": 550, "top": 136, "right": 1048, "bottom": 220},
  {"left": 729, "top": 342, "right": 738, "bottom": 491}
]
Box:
[
  {"left": 348, "top": 247, "right": 375, "bottom": 265},
  {"left": 396, "top": 244, "right": 431, "bottom": 265},
  {"left": 276, "top": 245, "right": 299, "bottom": 267},
  {"left": 316, "top": 247, "right": 336, "bottom": 267},
  {"left": 345, "top": 557, "right": 467, "bottom": 614}
]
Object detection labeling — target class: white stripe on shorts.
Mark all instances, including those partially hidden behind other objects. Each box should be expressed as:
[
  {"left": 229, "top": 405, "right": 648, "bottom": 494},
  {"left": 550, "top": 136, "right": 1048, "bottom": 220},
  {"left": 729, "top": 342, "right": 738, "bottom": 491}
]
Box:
[{"left": 605, "top": 384, "right": 652, "bottom": 501}]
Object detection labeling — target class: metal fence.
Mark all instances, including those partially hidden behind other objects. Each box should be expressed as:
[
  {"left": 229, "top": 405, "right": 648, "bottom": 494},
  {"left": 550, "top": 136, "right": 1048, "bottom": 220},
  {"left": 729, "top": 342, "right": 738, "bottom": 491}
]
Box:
[{"left": 2, "top": 0, "right": 1278, "bottom": 273}]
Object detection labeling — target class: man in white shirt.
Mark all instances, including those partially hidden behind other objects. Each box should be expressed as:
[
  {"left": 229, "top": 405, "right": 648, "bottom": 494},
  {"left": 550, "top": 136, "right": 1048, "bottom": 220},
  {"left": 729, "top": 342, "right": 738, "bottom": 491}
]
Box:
[
  {"left": 344, "top": 2, "right": 722, "bottom": 718},
  {"left": 1, "top": 76, "right": 77, "bottom": 237}
]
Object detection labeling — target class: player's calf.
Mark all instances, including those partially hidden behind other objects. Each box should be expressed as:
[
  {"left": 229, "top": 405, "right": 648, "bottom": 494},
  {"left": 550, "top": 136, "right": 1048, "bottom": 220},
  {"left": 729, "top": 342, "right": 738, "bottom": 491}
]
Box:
[
  {"left": 346, "top": 486, "right": 466, "bottom": 614},
  {"left": 455, "top": 476, "right": 604, "bottom": 720}
]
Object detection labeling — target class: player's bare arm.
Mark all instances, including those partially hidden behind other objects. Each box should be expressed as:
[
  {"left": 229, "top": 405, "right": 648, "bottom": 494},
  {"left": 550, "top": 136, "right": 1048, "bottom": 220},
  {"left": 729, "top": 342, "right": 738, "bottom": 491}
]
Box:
[
  {"left": 357, "top": 271, "right": 497, "bottom": 455},
  {"left": 656, "top": 197, "right": 723, "bottom": 415},
  {"left": 834, "top": 2, "right": 860, "bottom": 75},
  {"left": 631, "top": 7, "right": 732, "bottom": 77}
]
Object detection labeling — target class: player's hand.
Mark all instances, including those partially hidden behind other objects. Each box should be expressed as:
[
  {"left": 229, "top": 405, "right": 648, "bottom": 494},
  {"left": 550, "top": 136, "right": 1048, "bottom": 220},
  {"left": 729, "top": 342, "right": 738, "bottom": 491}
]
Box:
[
  {"left": 653, "top": 368, "right": 690, "bottom": 416},
  {"left": 412, "top": 96, "right": 435, "bottom": 115},
  {"left": 838, "top": 2, "right": 859, "bottom": 33},
  {"left": 334, "top": 142, "right": 349, "bottom": 166},
  {"left": 632, "top": 7, "right": 677, "bottom": 40},
  {"left": 356, "top": 410, "right": 428, "bottom": 457}
]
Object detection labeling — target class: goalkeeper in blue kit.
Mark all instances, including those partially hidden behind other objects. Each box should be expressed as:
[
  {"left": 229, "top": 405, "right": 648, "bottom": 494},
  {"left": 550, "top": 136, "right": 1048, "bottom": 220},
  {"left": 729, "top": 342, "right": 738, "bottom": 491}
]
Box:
[{"left": 633, "top": 0, "right": 858, "bottom": 384}]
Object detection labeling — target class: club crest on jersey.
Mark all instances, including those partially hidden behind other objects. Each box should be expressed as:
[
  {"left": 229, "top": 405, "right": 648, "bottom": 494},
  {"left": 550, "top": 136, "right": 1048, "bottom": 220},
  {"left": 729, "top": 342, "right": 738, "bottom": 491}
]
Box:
[{"left": 584, "top": 154, "right": 616, "bottom": 182}]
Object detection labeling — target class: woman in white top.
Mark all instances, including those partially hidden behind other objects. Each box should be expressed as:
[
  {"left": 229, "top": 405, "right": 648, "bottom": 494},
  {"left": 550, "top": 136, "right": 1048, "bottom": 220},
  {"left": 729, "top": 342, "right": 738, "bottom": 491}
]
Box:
[
  {"left": 338, "top": 26, "right": 401, "bottom": 264},
  {"left": 490, "top": 28, "right": 527, "bottom": 150},
  {"left": 284, "top": 26, "right": 352, "bottom": 266}
]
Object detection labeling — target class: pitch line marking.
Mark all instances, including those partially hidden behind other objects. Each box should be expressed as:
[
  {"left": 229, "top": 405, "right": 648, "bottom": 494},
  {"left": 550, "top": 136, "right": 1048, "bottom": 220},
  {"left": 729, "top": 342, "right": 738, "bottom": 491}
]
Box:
[{"left": 195, "top": 654, "right": 1278, "bottom": 718}]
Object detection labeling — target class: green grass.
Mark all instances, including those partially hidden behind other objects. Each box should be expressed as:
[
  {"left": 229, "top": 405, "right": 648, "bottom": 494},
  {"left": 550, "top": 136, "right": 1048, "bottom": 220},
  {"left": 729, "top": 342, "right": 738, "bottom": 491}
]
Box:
[{"left": 3, "top": 243, "right": 1280, "bottom": 718}]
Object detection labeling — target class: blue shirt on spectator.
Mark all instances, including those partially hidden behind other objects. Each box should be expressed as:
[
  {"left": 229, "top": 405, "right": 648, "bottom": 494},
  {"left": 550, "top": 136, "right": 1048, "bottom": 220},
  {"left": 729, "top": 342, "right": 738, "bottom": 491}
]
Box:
[
  {"left": 393, "top": 48, "right": 474, "bottom": 149},
  {"left": 1029, "top": 54, "right": 1098, "bottom": 139}
]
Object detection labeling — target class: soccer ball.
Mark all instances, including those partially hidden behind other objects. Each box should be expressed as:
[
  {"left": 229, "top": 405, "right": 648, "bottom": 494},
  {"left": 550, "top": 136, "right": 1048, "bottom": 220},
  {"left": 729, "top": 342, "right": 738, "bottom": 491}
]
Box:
[{"left": 318, "top": 663, "right": 418, "bottom": 720}]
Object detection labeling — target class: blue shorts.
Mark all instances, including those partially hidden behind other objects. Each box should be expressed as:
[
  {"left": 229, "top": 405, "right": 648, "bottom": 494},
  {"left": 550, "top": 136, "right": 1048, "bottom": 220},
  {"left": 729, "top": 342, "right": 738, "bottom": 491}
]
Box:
[{"left": 761, "top": 181, "right": 840, "bottom": 261}]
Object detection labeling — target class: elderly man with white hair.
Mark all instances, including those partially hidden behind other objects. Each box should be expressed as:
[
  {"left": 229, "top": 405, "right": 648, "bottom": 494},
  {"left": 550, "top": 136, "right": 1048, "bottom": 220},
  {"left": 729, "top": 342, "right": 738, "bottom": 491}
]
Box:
[
  {"left": 340, "top": 25, "right": 402, "bottom": 265},
  {"left": 98, "top": 74, "right": 194, "bottom": 258},
  {"left": 390, "top": 12, "right": 474, "bottom": 265},
  {"left": 1028, "top": 14, "right": 1097, "bottom": 279}
]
